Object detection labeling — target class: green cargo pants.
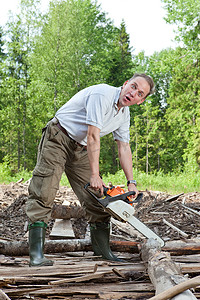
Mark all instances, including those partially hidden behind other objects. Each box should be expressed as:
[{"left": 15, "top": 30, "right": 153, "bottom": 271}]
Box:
[{"left": 26, "top": 118, "right": 110, "bottom": 224}]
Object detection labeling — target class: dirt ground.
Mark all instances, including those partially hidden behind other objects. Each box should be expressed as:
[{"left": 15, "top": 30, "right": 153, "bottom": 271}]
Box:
[{"left": 0, "top": 180, "right": 200, "bottom": 243}]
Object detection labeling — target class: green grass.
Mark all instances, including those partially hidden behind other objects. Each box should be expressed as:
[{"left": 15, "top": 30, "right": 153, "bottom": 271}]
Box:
[
  {"left": 0, "top": 163, "right": 199, "bottom": 194},
  {"left": 103, "top": 169, "right": 200, "bottom": 194}
]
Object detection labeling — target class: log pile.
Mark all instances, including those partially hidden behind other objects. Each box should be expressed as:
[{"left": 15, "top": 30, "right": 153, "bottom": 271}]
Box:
[{"left": 0, "top": 182, "right": 200, "bottom": 299}]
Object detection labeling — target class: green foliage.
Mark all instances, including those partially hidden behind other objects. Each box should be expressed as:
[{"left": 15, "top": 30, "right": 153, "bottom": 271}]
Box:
[
  {"left": 0, "top": 0, "right": 200, "bottom": 184},
  {"left": 106, "top": 20, "right": 135, "bottom": 86},
  {"left": 0, "top": 162, "right": 31, "bottom": 183},
  {"left": 162, "top": 0, "right": 200, "bottom": 49},
  {"left": 1, "top": 0, "right": 133, "bottom": 172}
]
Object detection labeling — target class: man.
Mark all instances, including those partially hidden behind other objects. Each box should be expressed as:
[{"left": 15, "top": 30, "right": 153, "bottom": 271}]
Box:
[{"left": 26, "top": 73, "right": 155, "bottom": 266}]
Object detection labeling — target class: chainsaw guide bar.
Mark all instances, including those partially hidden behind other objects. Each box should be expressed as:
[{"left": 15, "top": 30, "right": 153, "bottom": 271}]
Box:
[{"left": 84, "top": 183, "right": 165, "bottom": 247}]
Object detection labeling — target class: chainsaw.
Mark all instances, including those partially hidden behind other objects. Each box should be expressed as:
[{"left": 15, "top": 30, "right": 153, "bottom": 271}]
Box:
[{"left": 84, "top": 183, "right": 164, "bottom": 247}]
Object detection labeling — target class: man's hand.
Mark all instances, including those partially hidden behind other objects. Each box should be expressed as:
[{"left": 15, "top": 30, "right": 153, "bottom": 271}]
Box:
[
  {"left": 127, "top": 183, "right": 139, "bottom": 199},
  {"left": 90, "top": 174, "right": 105, "bottom": 195}
]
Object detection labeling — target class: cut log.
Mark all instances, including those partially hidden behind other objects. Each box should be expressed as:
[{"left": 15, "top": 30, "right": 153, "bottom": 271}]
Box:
[
  {"left": 141, "top": 238, "right": 197, "bottom": 300},
  {"left": 0, "top": 239, "right": 138, "bottom": 256},
  {"left": 164, "top": 239, "right": 200, "bottom": 255},
  {"left": 51, "top": 203, "right": 85, "bottom": 219},
  {"left": 1, "top": 238, "right": 200, "bottom": 257}
]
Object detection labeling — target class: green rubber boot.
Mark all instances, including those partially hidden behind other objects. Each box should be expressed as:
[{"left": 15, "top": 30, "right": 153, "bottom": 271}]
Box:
[
  {"left": 28, "top": 221, "right": 54, "bottom": 267},
  {"left": 90, "top": 222, "right": 123, "bottom": 262}
]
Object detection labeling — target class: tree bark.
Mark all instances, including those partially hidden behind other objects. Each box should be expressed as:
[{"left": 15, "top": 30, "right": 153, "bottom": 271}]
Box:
[
  {"left": 51, "top": 203, "right": 85, "bottom": 219},
  {"left": 141, "top": 238, "right": 197, "bottom": 300}
]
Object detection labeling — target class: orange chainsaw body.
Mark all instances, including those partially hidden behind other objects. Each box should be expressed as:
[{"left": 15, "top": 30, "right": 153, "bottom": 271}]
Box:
[{"left": 106, "top": 186, "right": 133, "bottom": 206}]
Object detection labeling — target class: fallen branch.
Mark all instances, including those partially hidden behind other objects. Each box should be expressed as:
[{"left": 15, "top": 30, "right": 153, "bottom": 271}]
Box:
[
  {"left": 163, "top": 218, "right": 188, "bottom": 238},
  {"left": 16, "top": 178, "right": 24, "bottom": 184},
  {"left": 164, "top": 193, "right": 184, "bottom": 202},
  {"left": 0, "top": 289, "right": 11, "bottom": 300},
  {"left": 181, "top": 204, "right": 200, "bottom": 217},
  {"left": 149, "top": 275, "right": 200, "bottom": 300}
]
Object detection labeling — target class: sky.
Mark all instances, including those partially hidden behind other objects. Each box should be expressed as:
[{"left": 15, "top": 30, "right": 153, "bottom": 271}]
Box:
[{"left": 0, "top": 0, "right": 177, "bottom": 56}]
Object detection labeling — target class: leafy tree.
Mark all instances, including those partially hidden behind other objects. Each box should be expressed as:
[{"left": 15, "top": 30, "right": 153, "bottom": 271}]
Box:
[
  {"left": 99, "top": 20, "right": 134, "bottom": 174},
  {"left": 106, "top": 20, "right": 134, "bottom": 86},
  {"left": 1, "top": 0, "right": 43, "bottom": 171},
  {"left": 161, "top": 0, "right": 200, "bottom": 172},
  {"left": 162, "top": 0, "right": 200, "bottom": 50},
  {"left": 0, "top": 26, "right": 6, "bottom": 163},
  {"left": 28, "top": 0, "right": 134, "bottom": 173}
]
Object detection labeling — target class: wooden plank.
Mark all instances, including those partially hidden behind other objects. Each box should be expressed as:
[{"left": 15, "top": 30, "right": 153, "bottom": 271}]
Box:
[
  {"left": 49, "top": 271, "right": 113, "bottom": 285},
  {"left": 50, "top": 219, "right": 75, "bottom": 239},
  {"left": 0, "top": 262, "right": 145, "bottom": 278},
  {"left": 3, "top": 251, "right": 200, "bottom": 300},
  {"left": 99, "top": 292, "right": 154, "bottom": 300},
  {"left": 3, "top": 282, "right": 154, "bottom": 297},
  {"left": 173, "top": 254, "right": 200, "bottom": 263}
]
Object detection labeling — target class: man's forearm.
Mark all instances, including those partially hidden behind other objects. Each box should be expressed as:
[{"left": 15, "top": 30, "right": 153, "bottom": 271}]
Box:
[
  {"left": 87, "top": 135, "right": 100, "bottom": 176},
  {"left": 117, "top": 141, "right": 134, "bottom": 180},
  {"left": 87, "top": 125, "right": 104, "bottom": 192}
]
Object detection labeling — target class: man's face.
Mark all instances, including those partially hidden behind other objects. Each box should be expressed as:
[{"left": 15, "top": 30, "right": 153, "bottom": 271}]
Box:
[{"left": 118, "top": 77, "right": 150, "bottom": 109}]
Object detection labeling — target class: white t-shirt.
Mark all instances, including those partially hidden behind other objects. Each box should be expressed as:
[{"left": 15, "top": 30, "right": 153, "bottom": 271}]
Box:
[{"left": 55, "top": 84, "right": 130, "bottom": 146}]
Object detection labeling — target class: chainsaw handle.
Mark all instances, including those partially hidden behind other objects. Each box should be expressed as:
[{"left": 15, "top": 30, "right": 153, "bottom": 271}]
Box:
[
  {"left": 84, "top": 183, "right": 90, "bottom": 190},
  {"left": 84, "top": 183, "right": 108, "bottom": 194}
]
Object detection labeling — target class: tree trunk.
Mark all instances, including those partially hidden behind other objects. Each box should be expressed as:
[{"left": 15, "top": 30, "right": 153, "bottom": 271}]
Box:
[{"left": 140, "top": 238, "right": 197, "bottom": 300}]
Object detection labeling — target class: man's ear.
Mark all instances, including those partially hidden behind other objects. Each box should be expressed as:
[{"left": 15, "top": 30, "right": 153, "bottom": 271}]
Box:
[{"left": 137, "top": 98, "right": 146, "bottom": 105}]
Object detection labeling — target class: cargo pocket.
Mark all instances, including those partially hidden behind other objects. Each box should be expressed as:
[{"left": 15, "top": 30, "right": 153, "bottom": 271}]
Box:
[{"left": 29, "top": 164, "right": 57, "bottom": 206}]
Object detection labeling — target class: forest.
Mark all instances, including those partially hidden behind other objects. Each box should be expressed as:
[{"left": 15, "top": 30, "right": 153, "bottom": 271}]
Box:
[{"left": 0, "top": 0, "right": 199, "bottom": 182}]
